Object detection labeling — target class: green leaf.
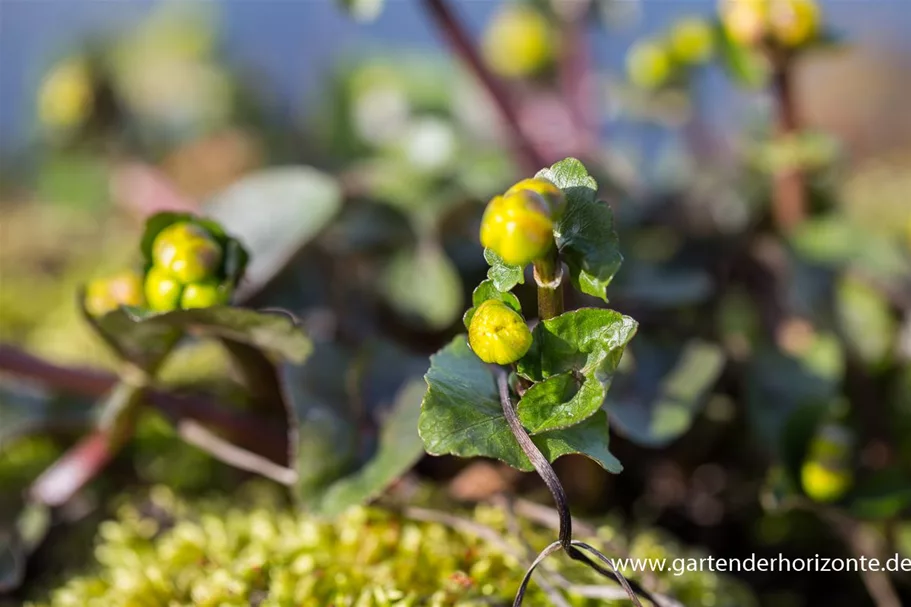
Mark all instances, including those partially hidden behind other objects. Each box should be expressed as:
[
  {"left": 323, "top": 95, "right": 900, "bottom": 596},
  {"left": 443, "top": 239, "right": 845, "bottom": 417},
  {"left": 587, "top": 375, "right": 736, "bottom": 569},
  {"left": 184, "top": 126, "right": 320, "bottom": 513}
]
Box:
[
  {"left": 381, "top": 245, "right": 463, "bottom": 331},
  {"left": 516, "top": 308, "right": 638, "bottom": 433},
  {"left": 418, "top": 336, "right": 623, "bottom": 473},
  {"left": 281, "top": 343, "right": 359, "bottom": 505},
  {"left": 747, "top": 342, "right": 841, "bottom": 448},
  {"left": 204, "top": 167, "right": 342, "bottom": 300},
  {"left": 484, "top": 248, "right": 525, "bottom": 292},
  {"left": 536, "top": 158, "right": 623, "bottom": 302},
  {"left": 313, "top": 378, "right": 426, "bottom": 515},
  {"left": 608, "top": 339, "right": 726, "bottom": 448},
  {"left": 848, "top": 469, "right": 911, "bottom": 520},
  {"left": 715, "top": 22, "right": 770, "bottom": 89},
  {"left": 835, "top": 275, "right": 897, "bottom": 369},
  {"left": 93, "top": 306, "right": 311, "bottom": 369},
  {"left": 0, "top": 503, "right": 51, "bottom": 593},
  {"left": 0, "top": 382, "right": 94, "bottom": 449},
  {"left": 462, "top": 279, "right": 522, "bottom": 330},
  {"left": 791, "top": 216, "right": 910, "bottom": 282}
]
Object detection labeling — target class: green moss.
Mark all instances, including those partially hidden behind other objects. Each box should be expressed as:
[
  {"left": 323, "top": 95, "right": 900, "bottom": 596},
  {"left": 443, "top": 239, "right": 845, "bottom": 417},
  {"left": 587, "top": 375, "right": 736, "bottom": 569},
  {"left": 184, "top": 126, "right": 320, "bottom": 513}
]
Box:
[{"left": 28, "top": 484, "right": 756, "bottom": 607}]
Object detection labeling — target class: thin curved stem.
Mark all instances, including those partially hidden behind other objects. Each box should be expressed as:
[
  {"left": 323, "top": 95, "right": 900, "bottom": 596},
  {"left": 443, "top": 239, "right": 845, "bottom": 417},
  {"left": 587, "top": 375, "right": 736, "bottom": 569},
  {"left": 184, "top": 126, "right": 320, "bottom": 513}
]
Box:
[
  {"left": 513, "top": 541, "right": 563, "bottom": 607},
  {"left": 572, "top": 541, "right": 649, "bottom": 606},
  {"left": 496, "top": 368, "right": 646, "bottom": 606},
  {"left": 496, "top": 368, "right": 573, "bottom": 547}
]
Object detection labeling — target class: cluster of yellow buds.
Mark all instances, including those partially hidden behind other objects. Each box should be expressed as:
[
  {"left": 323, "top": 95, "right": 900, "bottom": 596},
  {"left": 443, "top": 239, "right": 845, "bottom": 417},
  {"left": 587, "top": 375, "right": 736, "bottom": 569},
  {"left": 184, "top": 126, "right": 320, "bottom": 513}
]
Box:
[
  {"left": 800, "top": 421, "right": 853, "bottom": 503},
  {"left": 719, "top": 0, "right": 820, "bottom": 48},
  {"left": 479, "top": 177, "right": 563, "bottom": 268},
  {"left": 144, "top": 222, "right": 229, "bottom": 312},
  {"left": 625, "top": 17, "right": 714, "bottom": 90}
]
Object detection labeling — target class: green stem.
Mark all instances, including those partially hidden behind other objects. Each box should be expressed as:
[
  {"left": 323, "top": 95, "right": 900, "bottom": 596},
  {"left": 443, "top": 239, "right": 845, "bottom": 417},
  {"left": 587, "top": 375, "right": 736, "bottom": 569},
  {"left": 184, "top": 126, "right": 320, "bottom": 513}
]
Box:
[{"left": 533, "top": 248, "right": 564, "bottom": 321}]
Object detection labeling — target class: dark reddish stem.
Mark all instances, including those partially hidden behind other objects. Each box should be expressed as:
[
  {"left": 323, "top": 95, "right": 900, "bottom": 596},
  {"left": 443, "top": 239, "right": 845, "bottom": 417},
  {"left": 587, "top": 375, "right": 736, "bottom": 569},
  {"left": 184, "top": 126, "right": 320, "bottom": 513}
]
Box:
[
  {"left": 29, "top": 430, "right": 118, "bottom": 507},
  {"left": 770, "top": 57, "right": 806, "bottom": 232},
  {"left": 422, "top": 0, "right": 546, "bottom": 172},
  {"left": 558, "top": 6, "right": 598, "bottom": 156},
  {"left": 0, "top": 345, "right": 287, "bottom": 464}
]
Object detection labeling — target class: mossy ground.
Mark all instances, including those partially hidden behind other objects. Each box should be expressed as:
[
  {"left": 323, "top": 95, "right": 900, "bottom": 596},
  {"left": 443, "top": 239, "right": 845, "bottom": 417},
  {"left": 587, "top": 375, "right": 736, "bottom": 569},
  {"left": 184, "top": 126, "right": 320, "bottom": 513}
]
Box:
[{"left": 18, "top": 478, "right": 756, "bottom": 607}]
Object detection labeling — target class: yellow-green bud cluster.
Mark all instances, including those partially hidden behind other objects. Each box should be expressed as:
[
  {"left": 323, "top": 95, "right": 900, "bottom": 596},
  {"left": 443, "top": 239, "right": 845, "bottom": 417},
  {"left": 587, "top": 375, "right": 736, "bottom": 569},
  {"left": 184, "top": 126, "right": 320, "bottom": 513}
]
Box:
[
  {"left": 84, "top": 270, "right": 146, "bottom": 317},
  {"left": 480, "top": 177, "right": 562, "bottom": 268},
  {"left": 625, "top": 17, "right": 714, "bottom": 91},
  {"left": 800, "top": 422, "right": 853, "bottom": 503},
  {"left": 144, "top": 222, "right": 228, "bottom": 312},
  {"left": 719, "top": 0, "right": 820, "bottom": 48}
]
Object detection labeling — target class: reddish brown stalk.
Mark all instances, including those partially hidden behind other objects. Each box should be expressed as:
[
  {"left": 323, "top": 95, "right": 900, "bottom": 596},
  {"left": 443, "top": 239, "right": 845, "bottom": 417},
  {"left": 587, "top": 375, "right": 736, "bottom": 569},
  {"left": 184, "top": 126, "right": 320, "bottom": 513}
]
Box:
[
  {"left": 0, "top": 345, "right": 287, "bottom": 464},
  {"left": 557, "top": 3, "right": 598, "bottom": 156},
  {"left": 422, "top": 0, "right": 546, "bottom": 173},
  {"left": 29, "top": 430, "right": 118, "bottom": 507},
  {"left": 770, "top": 57, "right": 806, "bottom": 232}
]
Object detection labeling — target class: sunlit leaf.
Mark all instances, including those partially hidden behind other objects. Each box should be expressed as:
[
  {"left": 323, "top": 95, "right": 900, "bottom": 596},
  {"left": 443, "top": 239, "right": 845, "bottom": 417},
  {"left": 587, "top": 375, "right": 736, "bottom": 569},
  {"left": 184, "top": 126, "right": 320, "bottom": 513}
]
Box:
[
  {"left": 418, "top": 336, "right": 623, "bottom": 473},
  {"left": 537, "top": 158, "right": 623, "bottom": 302},
  {"left": 381, "top": 244, "right": 463, "bottom": 330},
  {"left": 516, "top": 308, "right": 638, "bottom": 434},
  {"left": 484, "top": 248, "right": 525, "bottom": 292}
]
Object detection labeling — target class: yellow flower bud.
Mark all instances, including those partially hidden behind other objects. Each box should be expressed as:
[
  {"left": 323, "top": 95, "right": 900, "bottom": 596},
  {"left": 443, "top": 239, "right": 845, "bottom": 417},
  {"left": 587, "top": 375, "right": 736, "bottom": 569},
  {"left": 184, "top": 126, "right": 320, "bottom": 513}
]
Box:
[
  {"left": 626, "top": 39, "right": 673, "bottom": 90},
  {"left": 800, "top": 461, "right": 852, "bottom": 504},
  {"left": 152, "top": 222, "right": 223, "bottom": 284},
  {"left": 468, "top": 300, "right": 532, "bottom": 365},
  {"left": 479, "top": 191, "right": 554, "bottom": 267},
  {"left": 668, "top": 17, "right": 715, "bottom": 64},
  {"left": 180, "top": 280, "right": 228, "bottom": 309},
  {"left": 145, "top": 266, "right": 183, "bottom": 313},
  {"left": 769, "top": 0, "right": 819, "bottom": 47},
  {"left": 800, "top": 422, "right": 853, "bottom": 503},
  {"left": 481, "top": 4, "right": 554, "bottom": 79},
  {"left": 719, "top": 0, "right": 768, "bottom": 46},
  {"left": 84, "top": 270, "right": 145, "bottom": 317},
  {"left": 505, "top": 178, "right": 565, "bottom": 215},
  {"left": 38, "top": 58, "right": 94, "bottom": 130}
]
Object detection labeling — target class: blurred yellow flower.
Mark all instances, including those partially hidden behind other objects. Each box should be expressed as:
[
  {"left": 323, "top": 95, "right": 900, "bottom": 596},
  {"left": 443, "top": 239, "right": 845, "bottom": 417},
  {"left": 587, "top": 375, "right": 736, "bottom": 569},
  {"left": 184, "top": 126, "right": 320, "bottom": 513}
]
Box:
[
  {"left": 770, "top": 0, "right": 819, "bottom": 47},
  {"left": 669, "top": 17, "right": 715, "bottom": 64},
  {"left": 482, "top": 4, "right": 554, "bottom": 79},
  {"left": 719, "top": 0, "right": 768, "bottom": 46},
  {"left": 38, "top": 58, "right": 94, "bottom": 130},
  {"left": 626, "top": 39, "right": 673, "bottom": 90}
]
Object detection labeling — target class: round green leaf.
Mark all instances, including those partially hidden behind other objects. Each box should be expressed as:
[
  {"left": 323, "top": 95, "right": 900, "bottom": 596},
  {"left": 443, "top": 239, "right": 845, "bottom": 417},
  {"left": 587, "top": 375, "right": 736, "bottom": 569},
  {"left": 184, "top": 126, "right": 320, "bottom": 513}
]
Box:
[
  {"left": 536, "top": 158, "right": 623, "bottom": 302},
  {"left": 516, "top": 308, "right": 638, "bottom": 434},
  {"left": 418, "top": 336, "right": 623, "bottom": 473},
  {"left": 484, "top": 248, "right": 525, "bottom": 292}
]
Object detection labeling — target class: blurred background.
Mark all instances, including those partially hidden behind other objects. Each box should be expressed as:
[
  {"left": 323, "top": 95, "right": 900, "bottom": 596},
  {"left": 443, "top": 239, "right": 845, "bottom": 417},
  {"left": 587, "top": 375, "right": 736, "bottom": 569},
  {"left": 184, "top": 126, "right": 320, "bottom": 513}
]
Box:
[{"left": 1, "top": 1, "right": 910, "bottom": 606}]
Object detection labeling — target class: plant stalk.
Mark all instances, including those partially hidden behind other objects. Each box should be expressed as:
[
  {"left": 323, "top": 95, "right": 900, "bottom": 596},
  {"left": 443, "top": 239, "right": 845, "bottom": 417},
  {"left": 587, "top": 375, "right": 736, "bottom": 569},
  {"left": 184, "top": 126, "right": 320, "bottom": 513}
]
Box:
[
  {"left": 770, "top": 54, "right": 806, "bottom": 233},
  {"left": 0, "top": 344, "right": 287, "bottom": 464},
  {"left": 495, "top": 369, "right": 645, "bottom": 606},
  {"left": 421, "top": 0, "right": 546, "bottom": 173},
  {"left": 533, "top": 249, "right": 564, "bottom": 321}
]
